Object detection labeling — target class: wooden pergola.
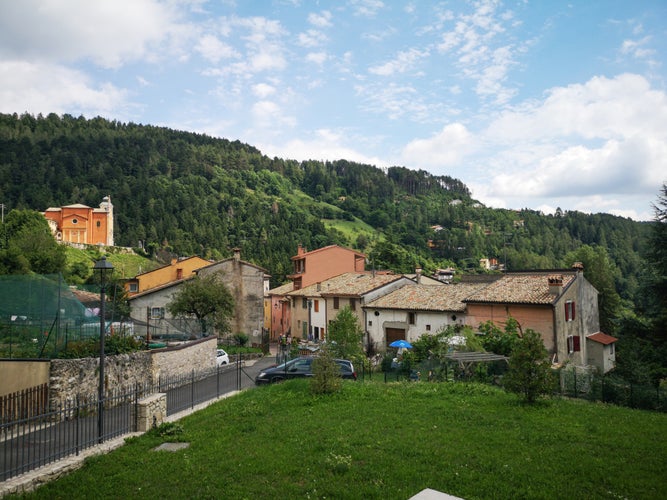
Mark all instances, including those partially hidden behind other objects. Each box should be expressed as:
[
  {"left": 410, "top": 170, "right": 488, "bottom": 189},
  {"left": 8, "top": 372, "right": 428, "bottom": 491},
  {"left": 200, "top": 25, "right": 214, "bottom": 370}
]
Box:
[{"left": 443, "top": 351, "right": 509, "bottom": 378}]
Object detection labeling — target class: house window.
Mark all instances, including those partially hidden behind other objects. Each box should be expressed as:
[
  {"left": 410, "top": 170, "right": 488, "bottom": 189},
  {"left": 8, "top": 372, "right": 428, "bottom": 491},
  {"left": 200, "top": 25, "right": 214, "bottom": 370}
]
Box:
[
  {"left": 129, "top": 283, "right": 138, "bottom": 293},
  {"left": 350, "top": 298, "right": 356, "bottom": 311},
  {"left": 565, "top": 301, "right": 576, "bottom": 322},
  {"left": 333, "top": 297, "right": 339, "bottom": 309},
  {"left": 150, "top": 307, "right": 165, "bottom": 319},
  {"left": 408, "top": 312, "right": 415, "bottom": 325},
  {"left": 426, "top": 325, "right": 431, "bottom": 331},
  {"left": 72, "top": 218, "right": 78, "bottom": 224},
  {"left": 610, "top": 343, "right": 615, "bottom": 355},
  {"left": 567, "top": 335, "right": 581, "bottom": 353},
  {"left": 302, "top": 298, "right": 308, "bottom": 309},
  {"left": 368, "top": 320, "right": 373, "bottom": 326},
  {"left": 176, "top": 268, "right": 183, "bottom": 280},
  {"left": 96, "top": 221, "right": 101, "bottom": 227},
  {"left": 314, "top": 300, "right": 319, "bottom": 313}
]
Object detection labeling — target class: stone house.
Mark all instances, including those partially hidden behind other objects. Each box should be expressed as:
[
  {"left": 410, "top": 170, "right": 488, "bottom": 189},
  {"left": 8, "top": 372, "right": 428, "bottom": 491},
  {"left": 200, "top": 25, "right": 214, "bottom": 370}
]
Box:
[
  {"left": 586, "top": 332, "right": 618, "bottom": 374},
  {"left": 196, "top": 249, "right": 269, "bottom": 345},
  {"left": 363, "top": 282, "right": 488, "bottom": 350},
  {"left": 128, "top": 249, "right": 268, "bottom": 345}
]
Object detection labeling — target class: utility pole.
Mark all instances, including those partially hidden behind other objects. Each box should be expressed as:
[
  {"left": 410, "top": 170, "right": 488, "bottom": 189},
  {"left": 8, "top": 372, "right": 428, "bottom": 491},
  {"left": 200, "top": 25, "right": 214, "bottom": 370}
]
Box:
[{"left": 0, "top": 203, "right": 5, "bottom": 223}]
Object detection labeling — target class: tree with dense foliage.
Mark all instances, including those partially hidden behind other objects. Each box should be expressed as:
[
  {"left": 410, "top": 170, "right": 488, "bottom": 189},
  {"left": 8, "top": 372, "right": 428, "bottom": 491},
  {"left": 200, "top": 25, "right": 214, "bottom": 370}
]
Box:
[
  {"left": 0, "top": 209, "right": 66, "bottom": 274},
  {"left": 503, "top": 329, "right": 556, "bottom": 403},
  {"left": 167, "top": 274, "right": 234, "bottom": 336},
  {"left": 326, "top": 306, "right": 365, "bottom": 364}
]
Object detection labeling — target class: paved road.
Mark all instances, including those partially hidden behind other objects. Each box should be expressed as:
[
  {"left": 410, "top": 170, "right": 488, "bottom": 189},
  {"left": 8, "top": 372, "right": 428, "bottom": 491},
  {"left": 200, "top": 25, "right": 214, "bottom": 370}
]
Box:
[{"left": 1, "top": 355, "right": 280, "bottom": 481}]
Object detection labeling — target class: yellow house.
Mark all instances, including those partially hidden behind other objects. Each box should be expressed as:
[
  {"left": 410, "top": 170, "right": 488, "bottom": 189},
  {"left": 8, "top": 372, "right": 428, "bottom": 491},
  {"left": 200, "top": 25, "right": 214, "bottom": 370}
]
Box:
[{"left": 125, "top": 256, "right": 212, "bottom": 296}]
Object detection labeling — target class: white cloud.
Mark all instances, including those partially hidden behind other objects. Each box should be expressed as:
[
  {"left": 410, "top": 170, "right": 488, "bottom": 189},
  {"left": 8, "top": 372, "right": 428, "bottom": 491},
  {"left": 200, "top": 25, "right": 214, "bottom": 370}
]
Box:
[
  {"left": 0, "top": 0, "right": 187, "bottom": 69},
  {"left": 252, "top": 83, "right": 276, "bottom": 98},
  {"left": 308, "top": 11, "right": 333, "bottom": 28},
  {"left": 401, "top": 124, "right": 473, "bottom": 168},
  {"left": 298, "top": 29, "right": 327, "bottom": 48},
  {"left": 195, "top": 34, "right": 238, "bottom": 63},
  {"left": 306, "top": 52, "right": 328, "bottom": 65},
  {"left": 351, "top": 0, "right": 385, "bottom": 18},
  {"left": 262, "top": 128, "right": 388, "bottom": 166},
  {"left": 368, "top": 48, "right": 429, "bottom": 76},
  {"left": 0, "top": 61, "right": 127, "bottom": 116}
]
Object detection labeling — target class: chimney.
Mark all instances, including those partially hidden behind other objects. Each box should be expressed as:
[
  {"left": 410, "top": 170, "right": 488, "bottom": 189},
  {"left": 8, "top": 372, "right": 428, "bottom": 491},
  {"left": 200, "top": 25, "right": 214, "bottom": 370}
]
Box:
[
  {"left": 572, "top": 262, "right": 584, "bottom": 273},
  {"left": 297, "top": 244, "right": 306, "bottom": 256},
  {"left": 415, "top": 268, "right": 422, "bottom": 285},
  {"left": 233, "top": 247, "right": 241, "bottom": 261},
  {"left": 548, "top": 276, "right": 563, "bottom": 295}
]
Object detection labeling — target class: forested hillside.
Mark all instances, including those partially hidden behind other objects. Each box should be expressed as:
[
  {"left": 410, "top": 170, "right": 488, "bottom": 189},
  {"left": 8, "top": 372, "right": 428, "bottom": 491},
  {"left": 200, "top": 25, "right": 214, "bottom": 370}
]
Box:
[{"left": 0, "top": 113, "right": 649, "bottom": 300}]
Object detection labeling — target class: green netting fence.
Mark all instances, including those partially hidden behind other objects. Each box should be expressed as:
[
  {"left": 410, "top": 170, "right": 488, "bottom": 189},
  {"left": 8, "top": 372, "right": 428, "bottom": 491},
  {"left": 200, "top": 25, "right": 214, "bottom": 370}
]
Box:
[{"left": 0, "top": 274, "right": 129, "bottom": 359}]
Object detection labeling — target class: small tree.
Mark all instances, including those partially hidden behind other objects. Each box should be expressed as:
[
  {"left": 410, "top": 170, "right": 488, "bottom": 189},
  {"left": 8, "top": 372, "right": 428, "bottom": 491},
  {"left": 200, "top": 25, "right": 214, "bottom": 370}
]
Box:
[
  {"left": 327, "top": 306, "right": 364, "bottom": 364},
  {"left": 167, "top": 273, "right": 234, "bottom": 336},
  {"left": 503, "top": 329, "right": 555, "bottom": 403},
  {"left": 310, "top": 346, "right": 343, "bottom": 395}
]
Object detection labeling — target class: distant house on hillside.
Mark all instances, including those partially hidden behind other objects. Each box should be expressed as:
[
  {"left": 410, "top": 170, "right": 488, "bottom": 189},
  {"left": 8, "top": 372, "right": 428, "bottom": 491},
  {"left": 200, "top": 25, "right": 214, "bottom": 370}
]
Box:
[
  {"left": 289, "top": 244, "right": 365, "bottom": 290},
  {"left": 43, "top": 196, "right": 114, "bottom": 246}
]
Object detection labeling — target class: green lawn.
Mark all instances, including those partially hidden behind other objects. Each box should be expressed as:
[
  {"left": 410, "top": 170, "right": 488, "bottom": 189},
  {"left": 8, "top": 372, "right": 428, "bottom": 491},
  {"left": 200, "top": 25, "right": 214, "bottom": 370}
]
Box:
[{"left": 20, "top": 381, "right": 667, "bottom": 499}]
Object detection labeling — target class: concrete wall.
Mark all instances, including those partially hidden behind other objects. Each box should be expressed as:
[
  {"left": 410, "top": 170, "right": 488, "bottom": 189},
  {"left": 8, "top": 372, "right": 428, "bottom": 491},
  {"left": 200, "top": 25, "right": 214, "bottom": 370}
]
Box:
[{"left": 0, "top": 360, "right": 51, "bottom": 396}]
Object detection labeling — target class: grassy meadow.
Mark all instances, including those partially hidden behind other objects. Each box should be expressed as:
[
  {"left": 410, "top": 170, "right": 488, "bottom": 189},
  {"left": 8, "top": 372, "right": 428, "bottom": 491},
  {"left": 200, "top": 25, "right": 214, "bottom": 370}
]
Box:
[{"left": 18, "top": 380, "right": 667, "bottom": 499}]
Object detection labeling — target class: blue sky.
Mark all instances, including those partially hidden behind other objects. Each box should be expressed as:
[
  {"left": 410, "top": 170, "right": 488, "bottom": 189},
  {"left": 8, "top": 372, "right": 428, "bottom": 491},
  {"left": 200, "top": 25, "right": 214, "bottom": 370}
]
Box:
[{"left": 1, "top": 1, "right": 666, "bottom": 220}]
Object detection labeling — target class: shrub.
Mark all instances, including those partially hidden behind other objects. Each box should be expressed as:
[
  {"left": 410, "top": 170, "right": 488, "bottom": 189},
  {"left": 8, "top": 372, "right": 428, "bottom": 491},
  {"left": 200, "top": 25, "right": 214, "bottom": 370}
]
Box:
[{"left": 310, "top": 349, "right": 342, "bottom": 395}]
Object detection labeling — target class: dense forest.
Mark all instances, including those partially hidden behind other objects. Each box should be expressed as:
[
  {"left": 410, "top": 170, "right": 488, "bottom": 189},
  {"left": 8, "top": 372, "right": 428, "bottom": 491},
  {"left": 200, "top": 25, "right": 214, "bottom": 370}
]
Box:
[{"left": 0, "top": 112, "right": 664, "bottom": 384}]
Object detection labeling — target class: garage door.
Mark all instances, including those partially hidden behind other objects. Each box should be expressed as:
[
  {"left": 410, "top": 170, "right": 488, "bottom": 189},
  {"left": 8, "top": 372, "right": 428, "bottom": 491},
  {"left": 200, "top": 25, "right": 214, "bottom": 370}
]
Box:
[{"left": 385, "top": 328, "right": 406, "bottom": 344}]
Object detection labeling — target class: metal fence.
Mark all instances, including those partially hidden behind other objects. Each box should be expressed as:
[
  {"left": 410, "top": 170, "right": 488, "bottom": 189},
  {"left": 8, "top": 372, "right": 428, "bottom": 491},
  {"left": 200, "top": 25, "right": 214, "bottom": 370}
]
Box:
[
  {"left": 559, "top": 369, "right": 666, "bottom": 412},
  {"left": 1, "top": 361, "right": 248, "bottom": 482}
]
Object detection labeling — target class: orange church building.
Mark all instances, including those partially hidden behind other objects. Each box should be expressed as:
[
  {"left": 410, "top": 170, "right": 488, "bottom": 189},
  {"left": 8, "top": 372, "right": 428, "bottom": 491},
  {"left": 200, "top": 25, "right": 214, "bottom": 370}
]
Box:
[{"left": 43, "top": 196, "right": 114, "bottom": 246}]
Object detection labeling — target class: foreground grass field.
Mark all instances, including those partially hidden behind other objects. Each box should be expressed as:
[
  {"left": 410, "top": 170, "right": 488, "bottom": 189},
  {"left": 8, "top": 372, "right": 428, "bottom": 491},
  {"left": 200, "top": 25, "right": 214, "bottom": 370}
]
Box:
[{"left": 19, "top": 381, "right": 667, "bottom": 499}]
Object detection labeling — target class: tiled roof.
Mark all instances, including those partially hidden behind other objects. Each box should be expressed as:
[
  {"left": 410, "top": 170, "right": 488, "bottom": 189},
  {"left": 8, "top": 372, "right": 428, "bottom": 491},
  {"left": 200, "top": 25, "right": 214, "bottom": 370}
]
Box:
[
  {"left": 364, "top": 283, "right": 488, "bottom": 312},
  {"left": 587, "top": 332, "right": 618, "bottom": 344},
  {"left": 287, "top": 272, "right": 400, "bottom": 298},
  {"left": 269, "top": 282, "right": 294, "bottom": 295},
  {"left": 463, "top": 272, "right": 577, "bottom": 305}
]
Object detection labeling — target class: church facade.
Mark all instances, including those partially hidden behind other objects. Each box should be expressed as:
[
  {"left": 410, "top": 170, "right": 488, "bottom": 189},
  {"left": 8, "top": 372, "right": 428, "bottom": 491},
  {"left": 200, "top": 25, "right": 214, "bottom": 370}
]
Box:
[{"left": 43, "top": 196, "right": 114, "bottom": 246}]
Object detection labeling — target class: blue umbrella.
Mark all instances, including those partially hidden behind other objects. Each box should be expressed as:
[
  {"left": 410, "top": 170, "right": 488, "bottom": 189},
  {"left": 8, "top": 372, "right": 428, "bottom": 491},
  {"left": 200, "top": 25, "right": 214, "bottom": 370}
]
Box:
[{"left": 389, "top": 339, "right": 413, "bottom": 349}]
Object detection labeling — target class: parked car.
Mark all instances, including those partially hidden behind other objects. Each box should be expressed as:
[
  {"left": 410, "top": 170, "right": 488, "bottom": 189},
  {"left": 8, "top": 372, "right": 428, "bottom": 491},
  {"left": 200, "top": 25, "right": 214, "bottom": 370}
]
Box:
[
  {"left": 216, "top": 348, "right": 230, "bottom": 366},
  {"left": 255, "top": 356, "right": 356, "bottom": 385}
]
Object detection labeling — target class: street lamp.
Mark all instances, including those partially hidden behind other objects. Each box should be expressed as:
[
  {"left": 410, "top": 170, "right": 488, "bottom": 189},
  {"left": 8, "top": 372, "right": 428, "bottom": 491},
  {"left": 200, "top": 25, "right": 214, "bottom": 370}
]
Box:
[{"left": 93, "top": 255, "right": 114, "bottom": 443}]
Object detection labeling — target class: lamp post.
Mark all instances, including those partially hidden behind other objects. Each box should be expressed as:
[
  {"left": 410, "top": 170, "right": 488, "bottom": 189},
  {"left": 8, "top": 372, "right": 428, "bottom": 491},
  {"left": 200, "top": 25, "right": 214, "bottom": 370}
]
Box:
[{"left": 93, "top": 256, "right": 114, "bottom": 444}]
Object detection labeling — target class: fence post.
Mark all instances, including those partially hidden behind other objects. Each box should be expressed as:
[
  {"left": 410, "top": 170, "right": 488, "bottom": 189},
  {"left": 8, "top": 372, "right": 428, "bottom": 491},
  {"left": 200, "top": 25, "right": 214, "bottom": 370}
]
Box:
[{"left": 191, "top": 369, "right": 195, "bottom": 409}]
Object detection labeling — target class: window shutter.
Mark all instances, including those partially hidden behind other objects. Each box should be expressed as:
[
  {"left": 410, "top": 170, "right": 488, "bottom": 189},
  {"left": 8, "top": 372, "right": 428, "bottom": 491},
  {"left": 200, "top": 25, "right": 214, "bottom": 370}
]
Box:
[
  {"left": 573, "top": 335, "right": 580, "bottom": 352},
  {"left": 572, "top": 302, "right": 576, "bottom": 320},
  {"left": 565, "top": 302, "right": 570, "bottom": 321}
]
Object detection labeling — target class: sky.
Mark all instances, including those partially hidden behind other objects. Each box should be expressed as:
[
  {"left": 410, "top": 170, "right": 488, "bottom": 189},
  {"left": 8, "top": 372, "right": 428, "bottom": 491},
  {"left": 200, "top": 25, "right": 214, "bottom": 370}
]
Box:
[{"left": 1, "top": 1, "right": 666, "bottom": 221}]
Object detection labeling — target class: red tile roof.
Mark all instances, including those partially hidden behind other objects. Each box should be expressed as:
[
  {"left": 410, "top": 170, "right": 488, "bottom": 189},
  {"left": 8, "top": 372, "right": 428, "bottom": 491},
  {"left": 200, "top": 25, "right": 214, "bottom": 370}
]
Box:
[
  {"left": 463, "top": 272, "right": 576, "bottom": 305},
  {"left": 587, "top": 332, "right": 618, "bottom": 344}
]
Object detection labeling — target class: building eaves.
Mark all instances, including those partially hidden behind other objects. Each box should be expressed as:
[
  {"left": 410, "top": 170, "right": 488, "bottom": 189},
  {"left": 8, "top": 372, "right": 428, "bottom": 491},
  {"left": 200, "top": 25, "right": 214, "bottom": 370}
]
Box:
[
  {"left": 291, "top": 244, "right": 365, "bottom": 261},
  {"left": 269, "top": 282, "right": 294, "bottom": 295},
  {"left": 587, "top": 332, "right": 618, "bottom": 345},
  {"left": 318, "top": 272, "right": 400, "bottom": 297}
]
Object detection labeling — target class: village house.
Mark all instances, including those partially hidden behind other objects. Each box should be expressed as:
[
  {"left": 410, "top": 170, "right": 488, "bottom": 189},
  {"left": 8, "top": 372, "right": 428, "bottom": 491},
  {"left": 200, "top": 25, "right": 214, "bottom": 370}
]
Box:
[
  {"left": 124, "top": 256, "right": 212, "bottom": 296},
  {"left": 363, "top": 281, "right": 487, "bottom": 350},
  {"left": 286, "top": 272, "right": 413, "bottom": 341},
  {"left": 462, "top": 266, "right": 616, "bottom": 372},
  {"left": 266, "top": 244, "right": 369, "bottom": 341}
]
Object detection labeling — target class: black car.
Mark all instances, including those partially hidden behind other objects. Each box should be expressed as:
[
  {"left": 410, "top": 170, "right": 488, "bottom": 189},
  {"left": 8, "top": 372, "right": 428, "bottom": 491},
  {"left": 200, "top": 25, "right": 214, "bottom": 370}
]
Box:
[{"left": 255, "top": 356, "right": 357, "bottom": 384}]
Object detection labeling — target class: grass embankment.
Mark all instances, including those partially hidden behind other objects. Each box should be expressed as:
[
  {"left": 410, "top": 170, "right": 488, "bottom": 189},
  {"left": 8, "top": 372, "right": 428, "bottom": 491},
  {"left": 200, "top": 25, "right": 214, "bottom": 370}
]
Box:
[{"left": 20, "top": 381, "right": 667, "bottom": 499}]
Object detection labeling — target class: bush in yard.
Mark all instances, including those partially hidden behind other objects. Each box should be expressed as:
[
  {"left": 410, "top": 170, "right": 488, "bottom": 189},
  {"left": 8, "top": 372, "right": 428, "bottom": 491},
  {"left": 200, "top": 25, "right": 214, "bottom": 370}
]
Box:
[
  {"left": 503, "top": 328, "right": 556, "bottom": 403},
  {"left": 233, "top": 332, "right": 249, "bottom": 346},
  {"left": 310, "top": 348, "right": 342, "bottom": 395}
]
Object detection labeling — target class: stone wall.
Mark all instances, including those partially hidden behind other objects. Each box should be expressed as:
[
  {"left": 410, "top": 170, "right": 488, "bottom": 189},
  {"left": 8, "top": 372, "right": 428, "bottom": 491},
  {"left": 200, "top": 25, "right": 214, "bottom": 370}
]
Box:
[{"left": 48, "top": 336, "right": 218, "bottom": 406}]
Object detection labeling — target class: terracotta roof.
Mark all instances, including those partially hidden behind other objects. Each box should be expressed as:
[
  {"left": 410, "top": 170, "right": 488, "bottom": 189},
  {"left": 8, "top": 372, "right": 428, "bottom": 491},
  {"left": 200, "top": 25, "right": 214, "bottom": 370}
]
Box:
[
  {"left": 269, "top": 282, "right": 294, "bottom": 295},
  {"left": 463, "top": 272, "right": 576, "bottom": 305},
  {"left": 364, "top": 283, "right": 488, "bottom": 312},
  {"left": 587, "top": 332, "right": 618, "bottom": 345},
  {"left": 287, "top": 272, "right": 400, "bottom": 298},
  {"left": 291, "top": 244, "right": 365, "bottom": 260}
]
